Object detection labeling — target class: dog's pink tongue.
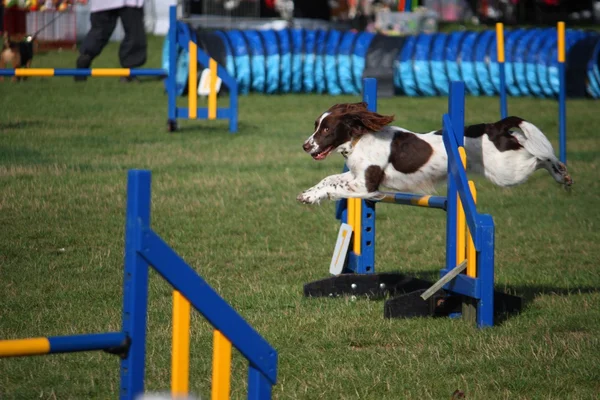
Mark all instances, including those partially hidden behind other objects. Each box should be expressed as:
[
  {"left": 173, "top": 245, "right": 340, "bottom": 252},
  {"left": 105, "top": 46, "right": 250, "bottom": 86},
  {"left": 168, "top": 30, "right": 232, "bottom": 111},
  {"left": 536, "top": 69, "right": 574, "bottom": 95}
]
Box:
[{"left": 314, "top": 147, "right": 332, "bottom": 160}]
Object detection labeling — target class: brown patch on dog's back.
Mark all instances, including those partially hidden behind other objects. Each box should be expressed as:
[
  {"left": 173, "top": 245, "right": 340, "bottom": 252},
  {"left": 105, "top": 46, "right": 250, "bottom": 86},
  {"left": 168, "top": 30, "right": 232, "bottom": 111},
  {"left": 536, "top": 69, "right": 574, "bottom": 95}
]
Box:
[
  {"left": 365, "top": 165, "right": 384, "bottom": 192},
  {"left": 389, "top": 131, "right": 433, "bottom": 174},
  {"left": 434, "top": 117, "right": 524, "bottom": 152}
]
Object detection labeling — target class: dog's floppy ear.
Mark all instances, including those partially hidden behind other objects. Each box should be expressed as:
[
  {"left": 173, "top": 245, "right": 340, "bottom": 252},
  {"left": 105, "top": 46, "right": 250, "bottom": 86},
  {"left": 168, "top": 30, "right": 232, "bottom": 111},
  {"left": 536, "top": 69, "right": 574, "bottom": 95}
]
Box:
[
  {"left": 327, "top": 101, "right": 369, "bottom": 113},
  {"left": 341, "top": 109, "right": 395, "bottom": 137}
]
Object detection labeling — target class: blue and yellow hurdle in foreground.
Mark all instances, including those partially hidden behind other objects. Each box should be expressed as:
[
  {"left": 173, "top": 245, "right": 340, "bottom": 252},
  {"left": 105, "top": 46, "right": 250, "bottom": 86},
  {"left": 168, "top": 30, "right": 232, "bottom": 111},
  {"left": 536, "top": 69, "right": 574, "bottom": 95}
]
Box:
[
  {"left": 0, "top": 5, "right": 238, "bottom": 134},
  {"left": 0, "top": 170, "right": 277, "bottom": 400},
  {"left": 0, "top": 332, "right": 128, "bottom": 357}
]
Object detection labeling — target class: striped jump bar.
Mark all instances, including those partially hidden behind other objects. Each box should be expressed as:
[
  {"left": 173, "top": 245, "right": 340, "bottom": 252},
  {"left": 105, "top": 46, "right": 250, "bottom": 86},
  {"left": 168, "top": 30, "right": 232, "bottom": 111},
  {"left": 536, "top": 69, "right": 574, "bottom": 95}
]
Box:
[
  {"left": 378, "top": 192, "right": 447, "bottom": 210},
  {"left": 0, "top": 68, "right": 167, "bottom": 77},
  {"left": 0, "top": 332, "right": 127, "bottom": 357}
]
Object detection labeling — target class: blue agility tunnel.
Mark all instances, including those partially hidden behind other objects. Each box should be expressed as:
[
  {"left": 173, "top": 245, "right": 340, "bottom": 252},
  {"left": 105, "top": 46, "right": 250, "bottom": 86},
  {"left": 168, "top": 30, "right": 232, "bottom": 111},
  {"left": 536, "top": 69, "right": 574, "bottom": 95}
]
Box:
[{"left": 164, "top": 26, "right": 600, "bottom": 99}]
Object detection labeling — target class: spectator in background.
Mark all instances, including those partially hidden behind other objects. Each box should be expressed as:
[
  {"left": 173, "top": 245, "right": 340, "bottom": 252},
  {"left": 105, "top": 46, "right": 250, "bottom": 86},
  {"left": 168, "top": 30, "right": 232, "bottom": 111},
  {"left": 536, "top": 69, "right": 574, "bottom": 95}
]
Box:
[{"left": 75, "top": 0, "right": 146, "bottom": 82}]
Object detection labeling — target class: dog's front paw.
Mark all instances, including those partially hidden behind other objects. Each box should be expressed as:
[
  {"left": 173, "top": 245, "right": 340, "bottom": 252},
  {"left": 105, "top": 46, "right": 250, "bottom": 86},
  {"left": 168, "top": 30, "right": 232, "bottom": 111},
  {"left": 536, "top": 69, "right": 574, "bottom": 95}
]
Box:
[{"left": 297, "top": 190, "right": 322, "bottom": 205}]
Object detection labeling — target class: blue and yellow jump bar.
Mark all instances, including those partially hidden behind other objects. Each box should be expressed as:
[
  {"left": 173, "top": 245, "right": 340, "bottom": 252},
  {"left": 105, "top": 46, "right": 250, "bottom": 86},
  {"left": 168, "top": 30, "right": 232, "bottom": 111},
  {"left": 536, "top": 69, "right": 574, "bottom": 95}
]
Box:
[
  {"left": 0, "top": 68, "right": 167, "bottom": 77},
  {"left": 0, "top": 332, "right": 127, "bottom": 358},
  {"left": 379, "top": 192, "right": 447, "bottom": 210}
]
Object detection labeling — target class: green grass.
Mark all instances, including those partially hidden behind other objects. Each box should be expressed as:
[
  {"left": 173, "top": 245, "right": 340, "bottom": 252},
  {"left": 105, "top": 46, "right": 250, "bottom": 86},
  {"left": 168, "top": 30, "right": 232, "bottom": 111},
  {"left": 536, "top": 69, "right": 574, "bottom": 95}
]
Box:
[{"left": 1, "top": 36, "right": 600, "bottom": 400}]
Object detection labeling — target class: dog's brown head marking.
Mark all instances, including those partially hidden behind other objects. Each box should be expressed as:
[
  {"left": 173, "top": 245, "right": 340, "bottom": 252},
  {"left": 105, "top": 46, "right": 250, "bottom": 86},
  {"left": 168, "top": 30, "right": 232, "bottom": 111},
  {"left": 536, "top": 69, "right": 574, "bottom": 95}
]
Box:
[{"left": 302, "top": 102, "right": 395, "bottom": 160}]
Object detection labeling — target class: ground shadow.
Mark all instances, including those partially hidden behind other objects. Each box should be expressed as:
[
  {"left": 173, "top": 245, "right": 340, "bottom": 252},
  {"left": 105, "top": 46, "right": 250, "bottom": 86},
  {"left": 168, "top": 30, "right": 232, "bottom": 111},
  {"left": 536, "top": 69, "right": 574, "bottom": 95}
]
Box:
[{"left": 0, "top": 120, "right": 46, "bottom": 130}]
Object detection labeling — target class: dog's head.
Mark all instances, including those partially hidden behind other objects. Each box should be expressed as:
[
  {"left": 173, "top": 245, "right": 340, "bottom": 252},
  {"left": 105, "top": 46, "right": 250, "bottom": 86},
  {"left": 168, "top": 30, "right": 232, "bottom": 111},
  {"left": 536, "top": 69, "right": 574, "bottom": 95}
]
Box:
[{"left": 302, "top": 102, "right": 394, "bottom": 160}]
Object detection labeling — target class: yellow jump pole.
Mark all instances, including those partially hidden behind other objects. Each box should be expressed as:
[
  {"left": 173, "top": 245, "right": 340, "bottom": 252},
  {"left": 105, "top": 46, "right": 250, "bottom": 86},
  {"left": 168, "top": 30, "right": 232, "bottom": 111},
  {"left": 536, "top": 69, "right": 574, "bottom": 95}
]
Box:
[
  {"left": 462, "top": 178, "right": 478, "bottom": 323},
  {"left": 353, "top": 199, "right": 362, "bottom": 255},
  {"left": 208, "top": 58, "right": 218, "bottom": 120},
  {"left": 557, "top": 21, "right": 567, "bottom": 164},
  {"left": 0, "top": 338, "right": 50, "bottom": 357},
  {"left": 496, "top": 22, "right": 508, "bottom": 118},
  {"left": 91, "top": 68, "right": 131, "bottom": 77},
  {"left": 456, "top": 147, "right": 467, "bottom": 267},
  {"left": 188, "top": 41, "right": 198, "bottom": 119},
  {"left": 466, "top": 181, "right": 477, "bottom": 278},
  {"left": 347, "top": 197, "right": 356, "bottom": 232},
  {"left": 171, "top": 291, "right": 191, "bottom": 396},
  {"left": 211, "top": 330, "right": 232, "bottom": 400}
]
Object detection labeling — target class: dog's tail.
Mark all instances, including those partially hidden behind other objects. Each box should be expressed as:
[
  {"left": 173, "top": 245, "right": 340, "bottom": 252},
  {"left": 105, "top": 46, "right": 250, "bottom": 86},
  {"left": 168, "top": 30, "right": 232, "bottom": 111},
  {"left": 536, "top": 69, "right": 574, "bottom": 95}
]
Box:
[
  {"left": 510, "top": 118, "right": 572, "bottom": 188},
  {"left": 511, "top": 119, "right": 558, "bottom": 161}
]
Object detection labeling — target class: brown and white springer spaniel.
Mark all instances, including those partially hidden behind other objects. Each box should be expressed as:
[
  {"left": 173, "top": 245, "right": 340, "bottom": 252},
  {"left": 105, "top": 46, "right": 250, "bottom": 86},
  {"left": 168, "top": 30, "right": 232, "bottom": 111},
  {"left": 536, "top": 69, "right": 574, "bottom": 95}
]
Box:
[{"left": 297, "top": 102, "right": 572, "bottom": 204}]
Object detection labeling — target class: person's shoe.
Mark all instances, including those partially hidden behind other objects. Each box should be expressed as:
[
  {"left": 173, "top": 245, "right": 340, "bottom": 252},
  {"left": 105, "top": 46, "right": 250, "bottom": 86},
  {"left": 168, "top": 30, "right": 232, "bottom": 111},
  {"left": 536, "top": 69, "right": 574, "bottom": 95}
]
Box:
[{"left": 74, "top": 54, "right": 92, "bottom": 82}]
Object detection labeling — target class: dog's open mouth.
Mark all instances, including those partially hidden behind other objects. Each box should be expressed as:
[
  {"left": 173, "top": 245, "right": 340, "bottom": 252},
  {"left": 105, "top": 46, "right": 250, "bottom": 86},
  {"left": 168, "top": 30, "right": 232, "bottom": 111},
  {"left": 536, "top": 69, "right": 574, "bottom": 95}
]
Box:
[{"left": 312, "top": 146, "right": 334, "bottom": 160}]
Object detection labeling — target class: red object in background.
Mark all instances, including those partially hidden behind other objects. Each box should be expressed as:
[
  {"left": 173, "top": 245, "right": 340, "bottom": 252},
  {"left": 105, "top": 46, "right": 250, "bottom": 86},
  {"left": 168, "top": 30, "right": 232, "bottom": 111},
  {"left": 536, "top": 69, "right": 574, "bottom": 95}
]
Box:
[
  {"left": 3, "top": 7, "right": 28, "bottom": 37},
  {"left": 265, "top": 0, "right": 276, "bottom": 9}
]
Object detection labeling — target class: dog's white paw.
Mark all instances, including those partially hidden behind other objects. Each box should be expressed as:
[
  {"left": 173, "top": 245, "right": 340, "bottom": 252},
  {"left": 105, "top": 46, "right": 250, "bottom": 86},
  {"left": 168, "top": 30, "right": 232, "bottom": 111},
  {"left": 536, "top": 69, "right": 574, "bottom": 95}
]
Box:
[{"left": 297, "top": 190, "right": 322, "bottom": 204}]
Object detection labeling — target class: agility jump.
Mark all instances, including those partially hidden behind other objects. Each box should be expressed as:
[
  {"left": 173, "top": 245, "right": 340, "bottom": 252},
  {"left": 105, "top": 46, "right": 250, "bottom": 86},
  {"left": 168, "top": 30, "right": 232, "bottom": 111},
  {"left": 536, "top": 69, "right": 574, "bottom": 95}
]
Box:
[
  {"left": 0, "top": 170, "right": 277, "bottom": 400},
  {"left": 303, "top": 78, "right": 522, "bottom": 329},
  {"left": 496, "top": 21, "right": 567, "bottom": 163},
  {"left": 0, "top": 6, "right": 238, "bottom": 134}
]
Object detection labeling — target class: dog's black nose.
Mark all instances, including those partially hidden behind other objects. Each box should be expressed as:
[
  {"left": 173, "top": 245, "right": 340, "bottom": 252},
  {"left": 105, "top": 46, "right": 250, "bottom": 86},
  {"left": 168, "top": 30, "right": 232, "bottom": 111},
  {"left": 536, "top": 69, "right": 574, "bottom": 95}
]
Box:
[{"left": 302, "top": 142, "right": 311, "bottom": 152}]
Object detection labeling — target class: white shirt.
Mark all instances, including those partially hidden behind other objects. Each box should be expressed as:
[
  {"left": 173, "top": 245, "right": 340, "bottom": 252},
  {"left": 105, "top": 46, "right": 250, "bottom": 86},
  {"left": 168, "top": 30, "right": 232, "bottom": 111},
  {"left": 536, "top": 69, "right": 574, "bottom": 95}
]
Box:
[{"left": 90, "top": 0, "right": 145, "bottom": 13}]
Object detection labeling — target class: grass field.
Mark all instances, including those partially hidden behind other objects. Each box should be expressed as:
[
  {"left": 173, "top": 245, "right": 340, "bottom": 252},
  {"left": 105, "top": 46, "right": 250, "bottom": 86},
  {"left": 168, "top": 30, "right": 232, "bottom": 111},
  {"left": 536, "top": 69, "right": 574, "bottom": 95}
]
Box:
[{"left": 1, "top": 36, "right": 600, "bottom": 400}]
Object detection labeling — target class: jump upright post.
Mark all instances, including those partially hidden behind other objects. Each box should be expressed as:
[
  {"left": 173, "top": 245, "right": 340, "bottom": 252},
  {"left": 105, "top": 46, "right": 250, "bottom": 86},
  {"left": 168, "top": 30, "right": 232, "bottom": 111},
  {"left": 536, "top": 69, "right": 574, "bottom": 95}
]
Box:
[
  {"left": 557, "top": 21, "right": 567, "bottom": 164},
  {"left": 496, "top": 22, "right": 508, "bottom": 119},
  {"left": 0, "top": 5, "right": 238, "bottom": 134},
  {"left": 0, "top": 170, "right": 277, "bottom": 399},
  {"left": 495, "top": 21, "right": 567, "bottom": 163},
  {"left": 304, "top": 78, "right": 521, "bottom": 328}
]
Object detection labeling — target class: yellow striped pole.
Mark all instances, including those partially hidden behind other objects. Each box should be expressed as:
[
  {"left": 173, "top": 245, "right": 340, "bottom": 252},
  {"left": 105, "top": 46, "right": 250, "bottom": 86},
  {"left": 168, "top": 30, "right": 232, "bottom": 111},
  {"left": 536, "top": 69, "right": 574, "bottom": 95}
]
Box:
[
  {"left": 0, "top": 338, "right": 50, "bottom": 357},
  {"left": 347, "top": 197, "right": 355, "bottom": 232},
  {"left": 353, "top": 199, "right": 362, "bottom": 255},
  {"left": 496, "top": 23, "right": 505, "bottom": 63},
  {"left": 463, "top": 180, "right": 478, "bottom": 322},
  {"left": 557, "top": 21, "right": 567, "bottom": 163},
  {"left": 456, "top": 147, "right": 467, "bottom": 266},
  {"left": 188, "top": 41, "right": 198, "bottom": 119},
  {"left": 466, "top": 181, "right": 477, "bottom": 278},
  {"left": 496, "top": 22, "right": 508, "bottom": 118},
  {"left": 91, "top": 68, "right": 131, "bottom": 77},
  {"left": 208, "top": 58, "right": 218, "bottom": 120},
  {"left": 557, "top": 22, "right": 566, "bottom": 63},
  {"left": 171, "top": 291, "right": 191, "bottom": 396},
  {"left": 211, "top": 330, "right": 232, "bottom": 400},
  {"left": 14, "top": 68, "right": 54, "bottom": 77},
  {"left": 411, "top": 195, "right": 431, "bottom": 207}
]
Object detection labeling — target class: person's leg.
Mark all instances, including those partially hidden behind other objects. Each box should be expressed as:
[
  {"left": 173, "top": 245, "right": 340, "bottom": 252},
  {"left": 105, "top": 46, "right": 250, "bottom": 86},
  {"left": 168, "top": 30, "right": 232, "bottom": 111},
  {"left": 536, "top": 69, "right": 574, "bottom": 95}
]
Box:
[
  {"left": 117, "top": 7, "right": 147, "bottom": 69},
  {"left": 75, "top": 9, "right": 118, "bottom": 80}
]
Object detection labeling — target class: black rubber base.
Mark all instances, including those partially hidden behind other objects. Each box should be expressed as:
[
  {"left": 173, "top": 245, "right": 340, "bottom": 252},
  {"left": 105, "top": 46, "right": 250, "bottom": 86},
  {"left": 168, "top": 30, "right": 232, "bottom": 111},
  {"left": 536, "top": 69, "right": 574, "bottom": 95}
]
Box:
[
  {"left": 167, "top": 119, "right": 178, "bottom": 132},
  {"left": 304, "top": 273, "right": 523, "bottom": 323},
  {"left": 303, "top": 272, "right": 432, "bottom": 300}
]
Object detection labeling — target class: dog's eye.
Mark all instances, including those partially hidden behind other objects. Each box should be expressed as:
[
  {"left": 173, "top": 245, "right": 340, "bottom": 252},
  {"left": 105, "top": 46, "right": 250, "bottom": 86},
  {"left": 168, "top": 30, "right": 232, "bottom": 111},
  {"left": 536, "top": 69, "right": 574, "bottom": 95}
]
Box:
[{"left": 323, "top": 127, "right": 329, "bottom": 133}]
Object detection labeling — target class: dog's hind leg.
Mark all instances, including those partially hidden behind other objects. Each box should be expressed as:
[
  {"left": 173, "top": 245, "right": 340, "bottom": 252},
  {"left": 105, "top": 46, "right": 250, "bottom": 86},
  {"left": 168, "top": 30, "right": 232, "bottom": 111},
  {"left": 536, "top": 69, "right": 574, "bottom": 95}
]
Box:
[{"left": 297, "top": 172, "right": 382, "bottom": 205}]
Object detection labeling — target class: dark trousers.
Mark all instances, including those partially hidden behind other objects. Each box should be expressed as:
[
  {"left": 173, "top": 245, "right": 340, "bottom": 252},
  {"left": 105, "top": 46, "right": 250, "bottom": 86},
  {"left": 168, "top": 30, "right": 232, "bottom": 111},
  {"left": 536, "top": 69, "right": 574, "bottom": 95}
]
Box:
[{"left": 80, "top": 7, "right": 147, "bottom": 68}]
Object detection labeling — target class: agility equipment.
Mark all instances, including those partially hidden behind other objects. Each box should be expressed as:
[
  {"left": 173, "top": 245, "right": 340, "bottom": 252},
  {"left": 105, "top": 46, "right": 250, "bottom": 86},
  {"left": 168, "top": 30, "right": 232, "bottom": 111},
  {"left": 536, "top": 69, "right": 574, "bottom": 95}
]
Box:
[
  {"left": 303, "top": 78, "right": 521, "bottom": 329},
  {"left": 0, "top": 6, "right": 238, "bottom": 134},
  {"left": 0, "top": 170, "right": 278, "bottom": 400},
  {"left": 169, "top": 25, "right": 600, "bottom": 101},
  {"left": 496, "top": 21, "right": 568, "bottom": 164}
]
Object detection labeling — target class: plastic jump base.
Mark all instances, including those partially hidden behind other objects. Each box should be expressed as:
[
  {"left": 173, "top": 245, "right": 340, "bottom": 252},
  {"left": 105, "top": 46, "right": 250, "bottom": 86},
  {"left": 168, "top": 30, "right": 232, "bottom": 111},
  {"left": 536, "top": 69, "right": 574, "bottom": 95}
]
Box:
[
  {"left": 303, "top": 78, "right": 523, "bottom": 328},
  {"left": 0, "top": 5, "right": 238, "bottom": 135},
  {"left": 0, "top": 170, "right": 277, "bottom": 400}
]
